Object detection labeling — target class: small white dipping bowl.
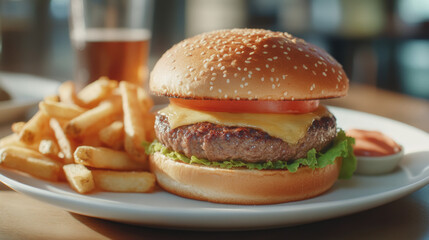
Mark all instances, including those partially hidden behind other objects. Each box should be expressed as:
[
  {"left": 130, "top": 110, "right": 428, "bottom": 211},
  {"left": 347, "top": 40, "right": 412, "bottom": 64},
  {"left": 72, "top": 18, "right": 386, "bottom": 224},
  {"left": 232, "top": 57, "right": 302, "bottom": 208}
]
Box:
[{"left": 355, "top": 146, "right": 404, "bottom": 175}]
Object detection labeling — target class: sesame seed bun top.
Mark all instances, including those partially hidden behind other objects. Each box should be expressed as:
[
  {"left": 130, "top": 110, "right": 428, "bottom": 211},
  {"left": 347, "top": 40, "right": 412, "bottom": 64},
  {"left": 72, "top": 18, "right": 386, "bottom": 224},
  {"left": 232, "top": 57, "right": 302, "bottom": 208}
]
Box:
[{"left": 150, "top": 29, "right": 349, "bottom": 101}]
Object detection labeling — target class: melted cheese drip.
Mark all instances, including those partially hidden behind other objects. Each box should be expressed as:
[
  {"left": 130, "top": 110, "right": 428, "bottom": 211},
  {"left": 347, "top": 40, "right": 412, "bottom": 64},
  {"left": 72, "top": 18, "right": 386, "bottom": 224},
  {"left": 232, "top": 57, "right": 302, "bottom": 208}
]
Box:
[{"left": 159, "top": 103, "right": 330, "bottom": 144}]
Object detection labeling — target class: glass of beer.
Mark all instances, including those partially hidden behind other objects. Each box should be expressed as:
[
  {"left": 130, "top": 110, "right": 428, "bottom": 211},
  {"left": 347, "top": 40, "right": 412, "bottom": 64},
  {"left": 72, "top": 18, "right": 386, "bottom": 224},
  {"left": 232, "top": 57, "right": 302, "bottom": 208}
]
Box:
[{"left": 69, "top": 0, "right": 153, "bottom": 89}]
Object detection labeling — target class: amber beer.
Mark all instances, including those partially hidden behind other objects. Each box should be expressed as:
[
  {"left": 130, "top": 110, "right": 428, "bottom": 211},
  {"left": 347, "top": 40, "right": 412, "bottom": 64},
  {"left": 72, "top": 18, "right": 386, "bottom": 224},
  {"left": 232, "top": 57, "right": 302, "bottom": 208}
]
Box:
[{"left": 74, "top": 28, "right": 151, "bottom": 88}]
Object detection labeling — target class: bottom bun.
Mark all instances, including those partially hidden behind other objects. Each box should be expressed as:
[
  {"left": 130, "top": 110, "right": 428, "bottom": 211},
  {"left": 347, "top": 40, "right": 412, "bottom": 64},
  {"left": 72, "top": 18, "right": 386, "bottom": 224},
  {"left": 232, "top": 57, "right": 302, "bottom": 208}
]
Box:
[{"left": 149, "top": 152, "right": 341, "bottom": 205}]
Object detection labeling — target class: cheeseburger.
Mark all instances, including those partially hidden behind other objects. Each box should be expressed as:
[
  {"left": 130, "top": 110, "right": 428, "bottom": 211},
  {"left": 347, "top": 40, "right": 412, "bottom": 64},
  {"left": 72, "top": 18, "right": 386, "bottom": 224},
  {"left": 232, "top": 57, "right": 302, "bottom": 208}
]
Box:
[{"left": 146, "top": 29, "right": 356, "bottom": 205}]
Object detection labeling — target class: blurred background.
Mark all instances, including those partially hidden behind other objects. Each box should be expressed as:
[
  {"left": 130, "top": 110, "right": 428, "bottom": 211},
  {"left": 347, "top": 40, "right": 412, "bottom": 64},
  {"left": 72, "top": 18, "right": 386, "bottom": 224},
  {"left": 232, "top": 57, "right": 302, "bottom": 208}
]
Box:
[{"left": 0, "top": 0, "right": 428, "bottom": 99}]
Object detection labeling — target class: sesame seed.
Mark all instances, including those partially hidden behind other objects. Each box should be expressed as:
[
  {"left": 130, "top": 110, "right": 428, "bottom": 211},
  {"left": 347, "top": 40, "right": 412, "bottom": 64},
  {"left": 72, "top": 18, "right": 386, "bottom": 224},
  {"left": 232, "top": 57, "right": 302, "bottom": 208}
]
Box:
[
  {"left": 305, "top": 54, "right": 310, "bottom": 57},
  {"left": 273, "top": 56, "right": 278, "bottom": 60},
  {"left": 234, "top": 73, "right": 238, "bottom": 77},
  {"left": 263, "top": 51, "right": 268, "bottom": 54},
  {"left": 272, "top": 84, "right": 276, "bottom": 89},
  {"left": 211, "top": 77, "right": 216, "bottom": 81},
  {"left": 249, "top": 52, "right": 255, "bottom": 55},
  {"left": 263, "top": 44, "right": 268, "bottom": 48},
  {"left": 272, "top": 45, "right": 277, "bottom": 48},
  {"left": 255, "top": 67, "right": 261, "bottom": 71},
  {"left": 298, "top": 48, "right": 303, "bottom": 51},
  {"left": 283, "top": 52, "right": 288, "bottom": 55},
  {"left": 286, "top": 56, "right": 291, "bottom": 60},
  {"left": 312, "top": 71, "right": 317, "bottom": 75},
  {"left": 245, "top": 61, "right": 251, "bottom": 64},
  {"left": 271, "top": 68, "right": 275, "bottom": 72},
  {"left": 234, "top": 90, "right": 238, "bottom": 94},
  {"left": 303, "top": 64, "right": 308, "bottom": 70},
  {"left": 244, "top": 67, "right": 247, "bottom": 71},
  {"left": 226, "top": 79, "right": 230, "bottom": 83},
  {"left": 240, "top": 84, "right": 244, "bottom": 88},
  {"left": 294, "top": 66, "right": 298, "bottom": 70},
  {"left": 223, "top": 74, "right": 227, "bottom": 77},
  {"left": 322, "top": 72, "right": 327, "bottom": 77},
  {"left": 283, "top": 91, "right": 288, "bottom": 96},
  {"left": 209, "top": 82, "right": 213, "bottom": 85},
  {"left": 209, "top": 86, "right": 213, "bottom": 91},
  {"left": 218, "top": 89, "right": 222, "bottom": 93},
  {"left": 266, "top": 64, "right": 269, "bottom": 68},
  {"left": 242, "top": 77, "right": 246, "bottom": 81},
  {"left": 282, "top": 75, "right": 287, "bottom": 79},
  {"left": 261, "top": 77, "right": 265, "bottom": 82},
  {"left": 270, "top": 77, "right": 274, "bottom": 82},
  {"left": 220, "top": 66, "right": 225, "bottom": 70},
  {"left": 185, "top": 73, "right": 191, "bottom": 78},
  {"left": 244, "top": 82, "right": 249, "bottom": 86},
  {"left": 236, "top": 97, "right": 240, "bottom": 100},
  {"left": 248, "top": 91, "right": 252, "bottom": 94},
  {"left": 267, "top": 58, "right": 273, "bottom": 61},
  {"left": 224, "top": 94, "right": 228, "bottom": 98},
  {"left": 212, "top": 73, "right": 217, "bottom": 76}
]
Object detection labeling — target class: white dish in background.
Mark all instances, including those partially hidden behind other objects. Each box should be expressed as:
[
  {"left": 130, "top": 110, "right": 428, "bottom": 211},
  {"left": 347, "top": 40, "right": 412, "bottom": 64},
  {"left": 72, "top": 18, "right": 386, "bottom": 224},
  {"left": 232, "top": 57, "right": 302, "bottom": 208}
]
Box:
[
  {"left": 1, "top": 106, "right": 429, "bottom": 230},
  {"left": 0, "top": 72, "right": 60, "bottom": 123}
]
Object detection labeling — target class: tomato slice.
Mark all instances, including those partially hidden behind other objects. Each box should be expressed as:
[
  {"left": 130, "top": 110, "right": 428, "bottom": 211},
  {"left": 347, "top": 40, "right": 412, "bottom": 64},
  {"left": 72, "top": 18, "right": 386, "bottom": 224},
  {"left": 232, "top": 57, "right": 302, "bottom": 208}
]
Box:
[{"left": 170, "top": 98, "right": 320, "bottom": 114}]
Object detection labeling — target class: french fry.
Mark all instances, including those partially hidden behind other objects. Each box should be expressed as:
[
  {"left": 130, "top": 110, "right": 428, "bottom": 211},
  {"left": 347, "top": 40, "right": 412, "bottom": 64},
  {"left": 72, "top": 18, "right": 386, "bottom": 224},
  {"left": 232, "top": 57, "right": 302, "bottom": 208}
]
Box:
[
  {"left": 74, "top": 146, "right": 145, "bottom": 170},
  {"left": 92, "top": 170, "right": 155, "bottom": 193},
  {"left": 39, "top": 101, "right": 86, "bottom": 120},
  {"left": 0, "top": 133, "right": 37, "bottom": 150},
  {"left": 38, "top": 139, "right": 61, "bottom": 159},
  {"left": 58, "top": 81, "right": 79, "bottom": 105},
  {"left": 77, "top": 77, "right": 118, "bottom": 108},
  {"left": 65, "top": 96, "right": 122, "bottom": 138},
  {"left": 44, "top": 95, "right": 60, "bottom": 103},
  {"left": 98, "top": 121, "right": 124, "bottom": 149},
  {"left": 11, "top": 121, "right": 26, "bottom": 134},
  {"left": 63, "top": 164, "right": 95, "bottom": 194},
  {"left": 137, "top": 87, "right": 154, "bottom": 113},
  {"left": 18, "top": 111, "right": 50, "bottom": 145},
  {"left": 79, "top": 133, "right": 103, "bottom": 147},
  {"left": 120, "top": 81, "right": 147, "bottom": 164},
  {"left": 50, "top": 118, "right": 75, "bottom": 164},
  {"left": 0, "top": 146, "right": 62, "bottom": 181}
]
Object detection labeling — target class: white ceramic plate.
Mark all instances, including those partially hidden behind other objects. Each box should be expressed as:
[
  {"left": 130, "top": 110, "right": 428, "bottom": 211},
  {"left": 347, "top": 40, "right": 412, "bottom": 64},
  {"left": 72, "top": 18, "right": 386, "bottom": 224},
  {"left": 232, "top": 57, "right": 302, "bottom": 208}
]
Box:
[
  {"left": 0, "top": 72, "right": 60, "bottom": 123},
  {"left": 1, "top": 107, "right": 429, "bottom": 230}
]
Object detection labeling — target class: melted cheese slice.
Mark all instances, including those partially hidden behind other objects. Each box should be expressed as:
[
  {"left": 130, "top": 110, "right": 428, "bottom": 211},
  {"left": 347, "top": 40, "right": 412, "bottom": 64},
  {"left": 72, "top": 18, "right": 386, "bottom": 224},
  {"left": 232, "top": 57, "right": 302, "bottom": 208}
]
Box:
[{"left": 159, "top": 103, "right": 331, "bottom": 144}]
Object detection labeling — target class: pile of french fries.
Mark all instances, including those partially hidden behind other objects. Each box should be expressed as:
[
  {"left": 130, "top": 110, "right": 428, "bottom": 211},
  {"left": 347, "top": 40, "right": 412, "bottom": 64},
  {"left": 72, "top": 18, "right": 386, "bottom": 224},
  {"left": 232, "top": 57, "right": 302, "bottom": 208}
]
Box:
[{"left": 0, "top": 77, "right": 156, "bottom": 194}]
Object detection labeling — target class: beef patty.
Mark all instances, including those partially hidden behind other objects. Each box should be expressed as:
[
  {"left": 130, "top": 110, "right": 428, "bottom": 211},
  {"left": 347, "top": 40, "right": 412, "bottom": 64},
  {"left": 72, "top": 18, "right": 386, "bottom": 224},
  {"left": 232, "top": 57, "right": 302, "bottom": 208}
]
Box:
[{"left": 155, "top": 113, "right": 337, "bottom": 163}]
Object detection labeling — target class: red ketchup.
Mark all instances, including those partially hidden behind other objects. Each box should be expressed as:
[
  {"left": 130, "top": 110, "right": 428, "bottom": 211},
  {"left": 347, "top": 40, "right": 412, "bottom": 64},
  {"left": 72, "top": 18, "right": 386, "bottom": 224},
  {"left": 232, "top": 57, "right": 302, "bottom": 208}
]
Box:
[{"left": 346, "top": 129, "right": 401, "bottom": 157}]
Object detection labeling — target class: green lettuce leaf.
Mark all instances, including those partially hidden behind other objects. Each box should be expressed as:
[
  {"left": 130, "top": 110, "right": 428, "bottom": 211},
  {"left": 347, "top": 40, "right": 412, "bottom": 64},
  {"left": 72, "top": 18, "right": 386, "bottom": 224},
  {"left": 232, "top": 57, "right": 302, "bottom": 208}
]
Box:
[{"left": 143, "top": 129, "right": 356, "bottom": 179}]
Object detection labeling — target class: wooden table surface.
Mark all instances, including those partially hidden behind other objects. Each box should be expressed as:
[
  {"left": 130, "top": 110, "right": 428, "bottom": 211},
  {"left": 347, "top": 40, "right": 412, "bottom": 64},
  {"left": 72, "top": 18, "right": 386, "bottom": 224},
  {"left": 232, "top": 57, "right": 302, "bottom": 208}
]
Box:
[{"left": 1, "top": 84, "right": 428, "bottom": 240}]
